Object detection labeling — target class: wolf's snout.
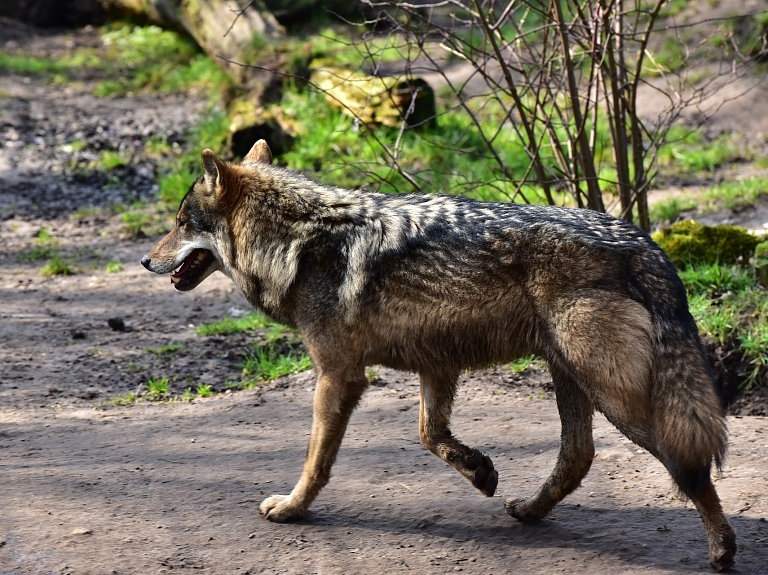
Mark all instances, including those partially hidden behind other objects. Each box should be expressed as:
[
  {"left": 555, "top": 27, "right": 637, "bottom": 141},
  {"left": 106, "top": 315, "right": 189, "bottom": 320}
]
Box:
[{"left": 140, "top": 255, "right": 152, "bottom": 270}]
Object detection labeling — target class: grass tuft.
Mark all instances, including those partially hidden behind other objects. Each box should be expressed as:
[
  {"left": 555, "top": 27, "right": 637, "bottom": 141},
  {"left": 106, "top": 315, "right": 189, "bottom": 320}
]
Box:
[
  {"left": 196, "top": 313, "right": 268, "bottom": 336},
  {"left": 147, "top": 377, "right": 170, "bottom": 399},
  {"left": 241, "top": 344, "right": 312, "bottom": 386}
]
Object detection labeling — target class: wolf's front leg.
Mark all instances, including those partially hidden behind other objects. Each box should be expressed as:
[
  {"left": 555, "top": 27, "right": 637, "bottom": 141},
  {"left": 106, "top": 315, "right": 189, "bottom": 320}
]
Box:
[
  {"left": 260, "top": 367, "right": 368, "bottom": 522},
  {"left": 419, "top": 371, "right": 498, "bottom": 496}
]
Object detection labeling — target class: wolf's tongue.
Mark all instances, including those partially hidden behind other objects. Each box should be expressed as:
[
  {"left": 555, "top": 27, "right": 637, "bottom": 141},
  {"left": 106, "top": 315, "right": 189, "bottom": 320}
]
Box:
[{"left": 172, "top": 249, "right": 203, "bottom": 282}]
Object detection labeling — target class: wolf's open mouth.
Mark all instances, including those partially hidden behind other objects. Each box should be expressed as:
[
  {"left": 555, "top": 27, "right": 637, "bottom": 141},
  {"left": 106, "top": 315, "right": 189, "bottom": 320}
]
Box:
[{"left": 171, "top": 249, "right": 215, "bottom": 291}]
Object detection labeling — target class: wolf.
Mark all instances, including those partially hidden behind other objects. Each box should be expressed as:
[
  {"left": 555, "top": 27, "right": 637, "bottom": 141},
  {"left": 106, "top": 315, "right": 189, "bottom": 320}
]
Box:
[{"left": 141, "top": 140, "right": 736, "bottom": 571}]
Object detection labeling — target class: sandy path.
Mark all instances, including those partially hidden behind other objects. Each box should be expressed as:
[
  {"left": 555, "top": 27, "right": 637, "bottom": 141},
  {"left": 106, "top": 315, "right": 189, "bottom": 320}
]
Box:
[{"left": 2, "top": 362, "right": 768, "bottom": 573}]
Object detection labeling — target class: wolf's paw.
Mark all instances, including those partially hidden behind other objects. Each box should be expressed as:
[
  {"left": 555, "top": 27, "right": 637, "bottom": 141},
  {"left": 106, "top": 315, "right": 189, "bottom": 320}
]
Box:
[
  {"left": 259, "top": 494, "right": 305, "bottom": 523},
  {"left": 709, "top": 532, "right": 737, "bottom": 572},
  {"left": 466, "top": 449, "right": 498, "bottom": 497},
  {"left": 504, "top": 497, "right": 545, "bottom": 522}
]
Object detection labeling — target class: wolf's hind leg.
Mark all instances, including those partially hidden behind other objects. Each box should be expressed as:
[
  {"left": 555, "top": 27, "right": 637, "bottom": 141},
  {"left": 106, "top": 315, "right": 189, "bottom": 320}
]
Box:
[
  {"left": 260, "top": 366, "right": 368, "bottom": 522},
  {"left": 505, "top": 368, "right": 594, "bottom": 521},
  {"left": 418, "top": 371, "right": 498, "bottom": 496}
]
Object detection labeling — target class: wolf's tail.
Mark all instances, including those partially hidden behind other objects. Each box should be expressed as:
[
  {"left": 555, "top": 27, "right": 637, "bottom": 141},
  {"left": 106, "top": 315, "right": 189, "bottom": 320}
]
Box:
[{"left": 650, "top": 331, "right": 728, "bottom": 497}]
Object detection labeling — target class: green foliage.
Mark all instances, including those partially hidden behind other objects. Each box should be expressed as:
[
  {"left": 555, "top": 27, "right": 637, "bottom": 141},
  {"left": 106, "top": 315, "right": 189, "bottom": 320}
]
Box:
[
  {"left": 756, "top": 241, "right": 768, "bottom": 264},
  {"left": 658, "top": 128, "right": 741, "bottom": 174},
  {"left": 196, "top": 383, "right": 213, "bottom": 398},
  {"left": 36, "top": 227, "right": 55, "bottom": 245},
  {"left": 105, "top": 261, "right": 123, "bottom": 273},
  {"left": 97, "top": 149, "right": 130, "bottom": 171},
  {"left": 0, "top": 51, "right": 66, "bottom": 74},
  {"left": 147, "top": 342, "right": 183, "bottom": 355},
  {"left": 113, "top": 392, "right": 137, "bottom": 406},
  {"left": 19, "top": 246, "right": 56, "bottom": 262},
  {"left": 241, "top": 345, "right": 312, "bottom": 385},
  {"left": 196, "top": 313, "right": 268, "bottom": 336},
  {"left": 701, "top": 177, "right": 768, "bottom": 212},
  {"left": 652, "top": 221, "right": 761, "bottom": 268},
  {"left": 121, "top": 210, "right": 151, "bottom": 238},
  {"left": 92, "top": 24, "right": 232, "bottom": 97},
  {"left": 648, "top": 36, "right": 686, "bottom": 74},
  {"left": 505, "top": 355, "right": 540, "bottom": 374},
  {"left": 276, "top": 86, "right": 554, "bottom": 202},
  {"left": 157, "top": 109, "right": 229, "bottom": 205},
  {"left": 2, "top": 23, "right": 231, "bottom": 98},
  {"left": 41, "top": 254, "right": 76, "bottom": 276},
  {"left": 650, "top": 196, "right": 698, "bottom": 224},
  {"left": 684, "top": 264, "right": 768, "bottom": 388},
  {"left": 309, "top": 28, "right": 407, "bottom": 69},
  {"left": 679, "top": 262, "right": 756, "bottom": 297},
  {"left": 740, "top": 324, "right": 768, "bottom": 388},
  {"left": 147, "top": 377, "right": 170, "bottom": 399}
]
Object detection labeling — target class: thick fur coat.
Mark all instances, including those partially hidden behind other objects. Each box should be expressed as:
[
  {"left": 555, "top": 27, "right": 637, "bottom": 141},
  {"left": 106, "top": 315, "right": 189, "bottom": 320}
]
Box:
[{"left": 142, "top": 140, "right": 736, "bottom": 571}]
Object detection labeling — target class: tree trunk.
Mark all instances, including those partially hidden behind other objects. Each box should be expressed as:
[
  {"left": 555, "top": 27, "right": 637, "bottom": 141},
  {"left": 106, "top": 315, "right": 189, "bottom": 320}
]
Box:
[{"left": 96, "top": 0, "right": 285, "bottom": 86}]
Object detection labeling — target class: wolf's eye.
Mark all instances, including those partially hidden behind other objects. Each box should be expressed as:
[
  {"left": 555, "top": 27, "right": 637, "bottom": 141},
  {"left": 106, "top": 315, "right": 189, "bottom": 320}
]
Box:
[{"left": 178, "top": 219, "right": 187, "bottom": 228}]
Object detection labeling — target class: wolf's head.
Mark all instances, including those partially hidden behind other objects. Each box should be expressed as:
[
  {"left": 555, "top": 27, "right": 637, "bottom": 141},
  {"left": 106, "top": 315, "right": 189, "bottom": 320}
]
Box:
[{"left": 140, "top": 139, "right": 273, "bottom": 291}]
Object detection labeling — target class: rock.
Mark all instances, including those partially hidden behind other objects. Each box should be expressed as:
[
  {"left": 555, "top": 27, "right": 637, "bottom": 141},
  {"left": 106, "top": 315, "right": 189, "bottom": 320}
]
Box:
[
  {"left": 651, "top": 220, "right": 762, "bottom": 269},
  {"left": 107, "top": 317, "right": 125, "bottom": 331},
  {"left": 311, "top": 68, "right": 436, "bottom": 129},
  {"left": 70, "top": 527, "right": 92, "bottom": 536}
]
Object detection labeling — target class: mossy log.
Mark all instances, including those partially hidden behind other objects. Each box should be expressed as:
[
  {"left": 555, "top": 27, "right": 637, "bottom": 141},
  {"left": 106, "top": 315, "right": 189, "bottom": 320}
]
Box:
[{"left": 311, "top": 68, "right": 436, "bottom": 128}]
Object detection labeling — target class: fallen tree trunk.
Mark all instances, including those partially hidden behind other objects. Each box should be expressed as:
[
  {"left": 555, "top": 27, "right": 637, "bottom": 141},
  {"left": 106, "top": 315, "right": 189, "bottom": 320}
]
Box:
[{"left": 95, "top": 0, "right": 285, "bottom": 85}]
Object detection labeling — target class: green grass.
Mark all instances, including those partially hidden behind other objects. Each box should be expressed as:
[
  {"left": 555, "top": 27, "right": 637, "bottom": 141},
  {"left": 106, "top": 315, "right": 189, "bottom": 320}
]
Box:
[
  {"left": 40, "top": 254, "right": 76, "bottom": 276},
  {"left": 93, "top": 24, "right": 233, "bottom": 98},
  {"left": 241, "top": 344, "right": 312, "bottom": 386},
  {"left": 157, "top": 109, "right": 229, "bottom": 205},
  {"left": 147, "top": 377, "right": 170, "bottom": 399},
  {"left": 113, "top": 392, "right": 137, "bottom": 406},
  {"left": 105, "top": 261, "right": 123, "bottom": 273},
  {"left": 650, "top": 196, "right": 699, "bottom": 224},
  {"left": 701, "top": 177, "right": 768, "bottom": 212},
  {"left": 0, "top": 52, "right": 67, "bottom": 74},
  {"left": 658, "top": 128, "right": 742, "bottom": 174},
  {"left": 97, "top": 150, "right": 130, "bottom": 171},
  {"left": 276, "top": 85, "right": 554, "bottom": 202},
  {"left": 679, "top": 263, "right": 756, "bottom": 296},
  {"left": 18, "top": 246, "right": 56, "bottom": 262},
  {"left": 505, "top": 355, "right": 540, "bottom": 374},
  {"left": 196, "top": 383, "right": 213, "bottom": 398},
  {"left": 681, "top": 263, "right": 768, "bottom": 388},
  {"left": 2, "top": 23, "right": 231, "bottom": 100},
  {"left": 147, "top": 342, "right": 183, "bottom": 356},
  {"left": 196, "top": 313, "right": 269, "bottom": 336}
]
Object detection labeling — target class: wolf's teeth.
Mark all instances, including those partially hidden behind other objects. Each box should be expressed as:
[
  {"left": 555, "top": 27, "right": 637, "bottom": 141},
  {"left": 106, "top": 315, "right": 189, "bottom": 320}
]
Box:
[{"left": 171, "top": 276, "right": 180, "bottom": 284}]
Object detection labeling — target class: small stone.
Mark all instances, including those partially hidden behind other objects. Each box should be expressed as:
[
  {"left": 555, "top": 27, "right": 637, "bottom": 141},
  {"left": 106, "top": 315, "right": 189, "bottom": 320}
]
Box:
[
  {"left": 107, "top": 317, "right": 125, "bottom": 331},
  {"left": 70, "top": 527, "right": 92, "bottom": 536}
]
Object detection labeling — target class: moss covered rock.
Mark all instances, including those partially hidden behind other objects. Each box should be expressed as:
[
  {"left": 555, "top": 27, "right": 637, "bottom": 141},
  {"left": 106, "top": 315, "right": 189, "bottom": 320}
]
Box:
[
  {"left": 651, "top": 220, "right": 761, "bottom": 269},
  {"left": 311, "top": 68, "right": 436, "bottom": 129}
]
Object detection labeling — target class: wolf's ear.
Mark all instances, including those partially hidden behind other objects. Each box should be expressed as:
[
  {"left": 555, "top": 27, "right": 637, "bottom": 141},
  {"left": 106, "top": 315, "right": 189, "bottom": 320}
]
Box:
[
  {"left": 243, "top": 139, "right": 272, "bottom": 165},
  {"left": 201, "top": 149, "right": 227, "bottom": 195}
]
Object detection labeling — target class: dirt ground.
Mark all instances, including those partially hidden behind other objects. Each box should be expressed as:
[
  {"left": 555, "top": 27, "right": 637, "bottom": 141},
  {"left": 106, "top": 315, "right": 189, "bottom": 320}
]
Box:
[{"left": 2, "top": 15, "right": 768, "bottom": 575}]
